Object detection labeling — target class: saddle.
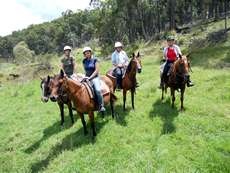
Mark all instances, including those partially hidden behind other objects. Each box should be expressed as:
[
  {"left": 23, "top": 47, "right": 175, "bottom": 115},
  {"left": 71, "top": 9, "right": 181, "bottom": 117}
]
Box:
[
  {"left": 82, "top": 79, "right": 110, "bottom": 99},
  {"left": 107, "top": 68, "right": 126, "bottom": 79}
]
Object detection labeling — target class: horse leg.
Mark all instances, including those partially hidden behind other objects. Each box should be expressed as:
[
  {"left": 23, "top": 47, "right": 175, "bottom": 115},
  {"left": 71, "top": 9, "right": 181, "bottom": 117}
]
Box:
[
  {"left": 67, "top": 101, "right": 74, "bottom": 125},
  {"left": 58, "top": 102, "right": 64, "bottom": 126},
  {"left": 180, "top": 88, "right": 185, "bottom": 111},
  {"left": 131, "top": 89, "right": 135, "bottom": 110},
  {"left": 161, "top": 87, "right": 164, "bottom": 101},
  {"left": 123, "top": 90, "right": 127, "bottom": 111},
  {"left": 110, "top": 97, "right": 115, "bottom": 118},
  {"left": 171, "top": 88, "right": 175, "bottom": 108},
  {"left": 89, "top": 111, "right": 96, "bottom": 136},
  {"left": 79, "top": 112, "right": 88, "bottom": 135}
]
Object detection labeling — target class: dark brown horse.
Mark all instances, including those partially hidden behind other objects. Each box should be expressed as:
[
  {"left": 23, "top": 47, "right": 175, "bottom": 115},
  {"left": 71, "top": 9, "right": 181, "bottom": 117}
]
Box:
[
  {"left": 161, "top": 56, "right": 190, "bottom": 110},
  {"left": 107, "top": 52, "right": 142, "bottom": 110},
  {"left": 50, "top": 70, "right": 117, "bottom": 136},
  {"left": 40, "top": 75, "right": 75, "bottom": 126}
]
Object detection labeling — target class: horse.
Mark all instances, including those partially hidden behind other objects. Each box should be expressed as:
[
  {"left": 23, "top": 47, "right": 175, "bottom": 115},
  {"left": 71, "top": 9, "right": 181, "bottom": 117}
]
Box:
[
  {"left": 107, "top": 52, "right": 142, "bottom": 110},
  {"left": 40, "top": 75, "right": 75, "bottom": 126},
  {"left": 161, "top": 56, "right": 191, "bottom": 111},
  {"left": 50, "top": 70, "right": 117, "bottom": 136}
]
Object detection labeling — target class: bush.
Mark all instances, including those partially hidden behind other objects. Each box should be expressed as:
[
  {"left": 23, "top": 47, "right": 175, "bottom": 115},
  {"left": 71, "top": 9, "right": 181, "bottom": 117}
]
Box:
[{"left": 13, "top": 41, "right": 35, "bottom": 64}]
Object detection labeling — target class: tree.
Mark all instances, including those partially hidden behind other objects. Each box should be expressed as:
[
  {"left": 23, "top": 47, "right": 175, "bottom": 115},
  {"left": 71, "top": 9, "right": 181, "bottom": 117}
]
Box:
[{"left": 13, "top": 41, "right": 35, "bottom": 64}]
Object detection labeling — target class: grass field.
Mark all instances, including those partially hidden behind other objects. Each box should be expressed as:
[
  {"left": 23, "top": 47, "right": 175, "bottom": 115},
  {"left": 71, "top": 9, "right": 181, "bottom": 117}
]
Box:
[{"left": 0, "top": 22, "right": 230, "bottom": 172}]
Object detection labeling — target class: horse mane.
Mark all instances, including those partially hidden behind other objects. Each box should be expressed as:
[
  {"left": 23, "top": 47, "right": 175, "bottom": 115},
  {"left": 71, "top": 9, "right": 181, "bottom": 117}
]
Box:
[{"left": 126, "top": 58, "right": 134, "bottom": 72}]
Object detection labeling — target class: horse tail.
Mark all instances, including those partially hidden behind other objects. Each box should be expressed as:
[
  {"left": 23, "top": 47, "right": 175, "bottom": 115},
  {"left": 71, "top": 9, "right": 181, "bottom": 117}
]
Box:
[{"left": 110, "top": 92, "right": 117, "bottom": 102}]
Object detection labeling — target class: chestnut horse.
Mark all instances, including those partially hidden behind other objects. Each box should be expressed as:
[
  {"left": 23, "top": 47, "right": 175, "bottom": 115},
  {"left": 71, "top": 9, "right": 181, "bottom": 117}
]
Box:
[
  {"left": 50, "top": 70, "right": 117, "bottom": 136},
  {"left": 40, "top": 75, "right": 75, "bottom": 126},
  {"left": 107, "top": 52, "right": 142, "bottom": 110},
  {"left": 161, "top": 56, "right": 190, "bottom": 110}
]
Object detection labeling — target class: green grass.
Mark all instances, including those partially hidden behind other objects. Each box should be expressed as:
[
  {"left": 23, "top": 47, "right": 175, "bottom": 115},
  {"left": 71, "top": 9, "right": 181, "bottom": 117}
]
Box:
[{"left": 0, "top": 21, "right": 230, "bottom": 173}]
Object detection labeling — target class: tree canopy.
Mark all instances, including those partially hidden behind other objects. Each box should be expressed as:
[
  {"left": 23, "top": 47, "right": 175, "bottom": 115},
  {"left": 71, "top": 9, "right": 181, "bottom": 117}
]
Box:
[{"left": 0, "top": 0, "right": 229, "bottom": 58}]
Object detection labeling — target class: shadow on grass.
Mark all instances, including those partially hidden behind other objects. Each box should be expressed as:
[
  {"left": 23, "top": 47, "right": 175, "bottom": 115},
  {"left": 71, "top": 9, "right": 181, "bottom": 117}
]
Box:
[
  {"left": 100, "top": 101, "right": 131, "bottom": 126},
  {"left": 24, "top": 115, "right": 77, "bottom": 154},
  {"left": 30, "top": 118, "right": 108, "bottom": 173},
  {"left": 149, "top": 98, "right": 179, "bottom": 134},
  {"left": 114, "top": 104, "right": 131, "bottom": 126}
]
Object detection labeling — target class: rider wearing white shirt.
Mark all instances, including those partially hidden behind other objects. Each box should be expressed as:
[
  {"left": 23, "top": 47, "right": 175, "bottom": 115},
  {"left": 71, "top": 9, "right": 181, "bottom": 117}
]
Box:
[{"left": 111, "top": 42, "right": 129, "bottom": 89}]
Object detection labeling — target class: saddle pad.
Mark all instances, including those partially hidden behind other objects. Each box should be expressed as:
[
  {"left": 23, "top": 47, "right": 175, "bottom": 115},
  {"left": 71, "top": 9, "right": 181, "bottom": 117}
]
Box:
[
  {"left": 83, "top": 80, "right": 110, "bottom": 99},
  {"left": 100, "top": 80, "right": 110, "bottom": 95},
  {"left": 70, "top": 73, "right": 85, "bottom": 82},
  {"left": 106, "top": 69, "right": 116, "bottom": 79}
]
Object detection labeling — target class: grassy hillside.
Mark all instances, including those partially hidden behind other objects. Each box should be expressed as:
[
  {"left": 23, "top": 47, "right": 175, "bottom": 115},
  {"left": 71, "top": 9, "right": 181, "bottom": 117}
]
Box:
[{"left": 0, "top": 21, "right": 230, "bottom": 173}]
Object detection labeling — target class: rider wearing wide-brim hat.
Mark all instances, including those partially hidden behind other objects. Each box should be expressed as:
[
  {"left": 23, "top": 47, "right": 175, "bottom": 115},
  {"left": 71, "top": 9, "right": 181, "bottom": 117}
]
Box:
[
  {"left": 82, "top": 46, "right": 106, "bottom": 113},
  {"left": 111, "top": 42, "right": 129, "bottom": 89},
  {"left": 160, "top": 36, "right": 194, "bottom": 88},
  {"left": 60, "top": 46, "right": 76, "bottom": 78}
]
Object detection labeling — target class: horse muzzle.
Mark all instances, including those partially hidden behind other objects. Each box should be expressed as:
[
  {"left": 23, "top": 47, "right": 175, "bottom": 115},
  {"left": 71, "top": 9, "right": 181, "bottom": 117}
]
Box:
[
  {"left": 50, "top": 95, "right": 58, "bottom": 102},
  {"left": 138, "top": 68, "right": 142, "bottom": 73}
]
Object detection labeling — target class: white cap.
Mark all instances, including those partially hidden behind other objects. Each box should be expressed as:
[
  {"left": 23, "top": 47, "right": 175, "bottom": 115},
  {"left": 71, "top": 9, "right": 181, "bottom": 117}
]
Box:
[
  {"left": 114, "top": 42, "right": 123, "bottom": 48},
  {"left": 64, "top": 45, "right": 72, "bottom": 51},
  {"left": 83, "top": 47, "right": 92, "bottom": 54}
]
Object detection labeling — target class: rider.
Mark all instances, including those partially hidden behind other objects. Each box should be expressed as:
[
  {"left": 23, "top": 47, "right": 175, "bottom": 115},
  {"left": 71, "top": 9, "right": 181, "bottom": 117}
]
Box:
[
  {"left": 60, "top": 45, "right": 76, "bottom": 78},
  {"left": 160, "top": 36, "right": 194, "bottom": 88},
  {"left": 111, "top": 42, "right": 129, "bottom": 89},
  {"left": 82, "top": 47, "right": 106, "bottom": 113}
]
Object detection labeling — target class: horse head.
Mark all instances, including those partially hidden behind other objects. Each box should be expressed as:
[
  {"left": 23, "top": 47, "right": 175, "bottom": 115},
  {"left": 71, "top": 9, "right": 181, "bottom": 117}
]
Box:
[
  {"left": 40, "top": 76, "right": 51, "bottom": 103},
  {"left": 127, "top": 52, "right": 142, "bottom": 73},
  {"left": 49, "top": 70, "right": 65, "bottom": 102},
  {"left": 175, "top": 55, "right": 190, "bottom": 76}
]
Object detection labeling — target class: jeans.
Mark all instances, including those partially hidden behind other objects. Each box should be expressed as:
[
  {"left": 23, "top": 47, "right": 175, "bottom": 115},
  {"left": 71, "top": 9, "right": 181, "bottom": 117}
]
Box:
[
  {"left": 113, "top": 67, "right": 124, "bottom": 88},
  {"left": 163, "top": 61, "right": 174, "bottom": 79},
  {"left": 91, "top": 77, "right": 104, "bottom": 107}
]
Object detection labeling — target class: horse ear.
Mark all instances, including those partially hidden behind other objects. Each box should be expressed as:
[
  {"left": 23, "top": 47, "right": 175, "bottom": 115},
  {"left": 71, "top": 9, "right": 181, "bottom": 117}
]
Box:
[
  {"left": 47, "top": 75, "right": 50, "bottom": 82},
  {"left": 137, "top": 52, "right": 140, "bottom": 58},
  {"left": 132, "top": 53, "right": 135, "bottom": 58},
  {"left": 60, "top": 69, "right": 64, "bottom": 78}
]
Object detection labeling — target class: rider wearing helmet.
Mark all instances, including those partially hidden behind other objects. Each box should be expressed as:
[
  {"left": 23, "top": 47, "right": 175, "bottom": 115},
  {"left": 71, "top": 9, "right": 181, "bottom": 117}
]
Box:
[
  {"left": 111, "top": 42, "right": 129, "bottom": 89},
  {"left": 82, "top": 47, "right": 106, "bottom": 113},
  {"left": 61, "top": 46, "right": 76, "bottom": 78},
  {"left": 160, "top": 36, "right": 194, "bottom": 88}
]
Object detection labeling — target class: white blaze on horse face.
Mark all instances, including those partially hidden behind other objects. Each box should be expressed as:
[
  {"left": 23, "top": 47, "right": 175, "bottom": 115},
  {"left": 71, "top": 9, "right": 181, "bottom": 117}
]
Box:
[
  {"left": 41, "top": 82, "right": 48, "bottom": 102},
  {"left": 41, "top": 83, "right": 45, "bottom": 97}
]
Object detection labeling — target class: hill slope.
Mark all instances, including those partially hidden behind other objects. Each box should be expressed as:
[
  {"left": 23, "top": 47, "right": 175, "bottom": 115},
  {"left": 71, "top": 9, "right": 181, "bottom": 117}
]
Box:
[{"left": 0, "top": 21, "right": 229, "bottom": 173}]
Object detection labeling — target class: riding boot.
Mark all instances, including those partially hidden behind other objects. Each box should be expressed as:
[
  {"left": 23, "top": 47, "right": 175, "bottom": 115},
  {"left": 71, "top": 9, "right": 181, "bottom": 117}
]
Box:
[
  {"left": 116, "top": 75, "right": 122, "bottom": 89},
  {"left": 99, "top": 104, "right": 106, "bottom": 112},
  {"left": 186, "top": 75, "right": 194, "bottom": 87},
  {"left": 96, "top": 91, "right": 106, "bottom": 113}
]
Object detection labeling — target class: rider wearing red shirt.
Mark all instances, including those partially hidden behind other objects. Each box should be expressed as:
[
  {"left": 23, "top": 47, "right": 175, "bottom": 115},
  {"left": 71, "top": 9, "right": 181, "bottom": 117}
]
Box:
[{"left": 160, "top": 36, "right": 194, "bottom": 88}]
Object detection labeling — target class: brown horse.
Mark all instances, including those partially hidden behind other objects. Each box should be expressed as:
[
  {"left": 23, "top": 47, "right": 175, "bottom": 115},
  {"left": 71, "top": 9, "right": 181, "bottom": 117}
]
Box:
[
  {"left": 161, "top": 56, "right": 190, "bottom": 110},
  {"left": 50, "top": 70, "right": 117, "bottom": 136},
  {"left": 40, "top": 75, "right": 75, "bottom": 126},
  {"left": 107, "top": 52, "right": 142, "bottom": 110}
]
